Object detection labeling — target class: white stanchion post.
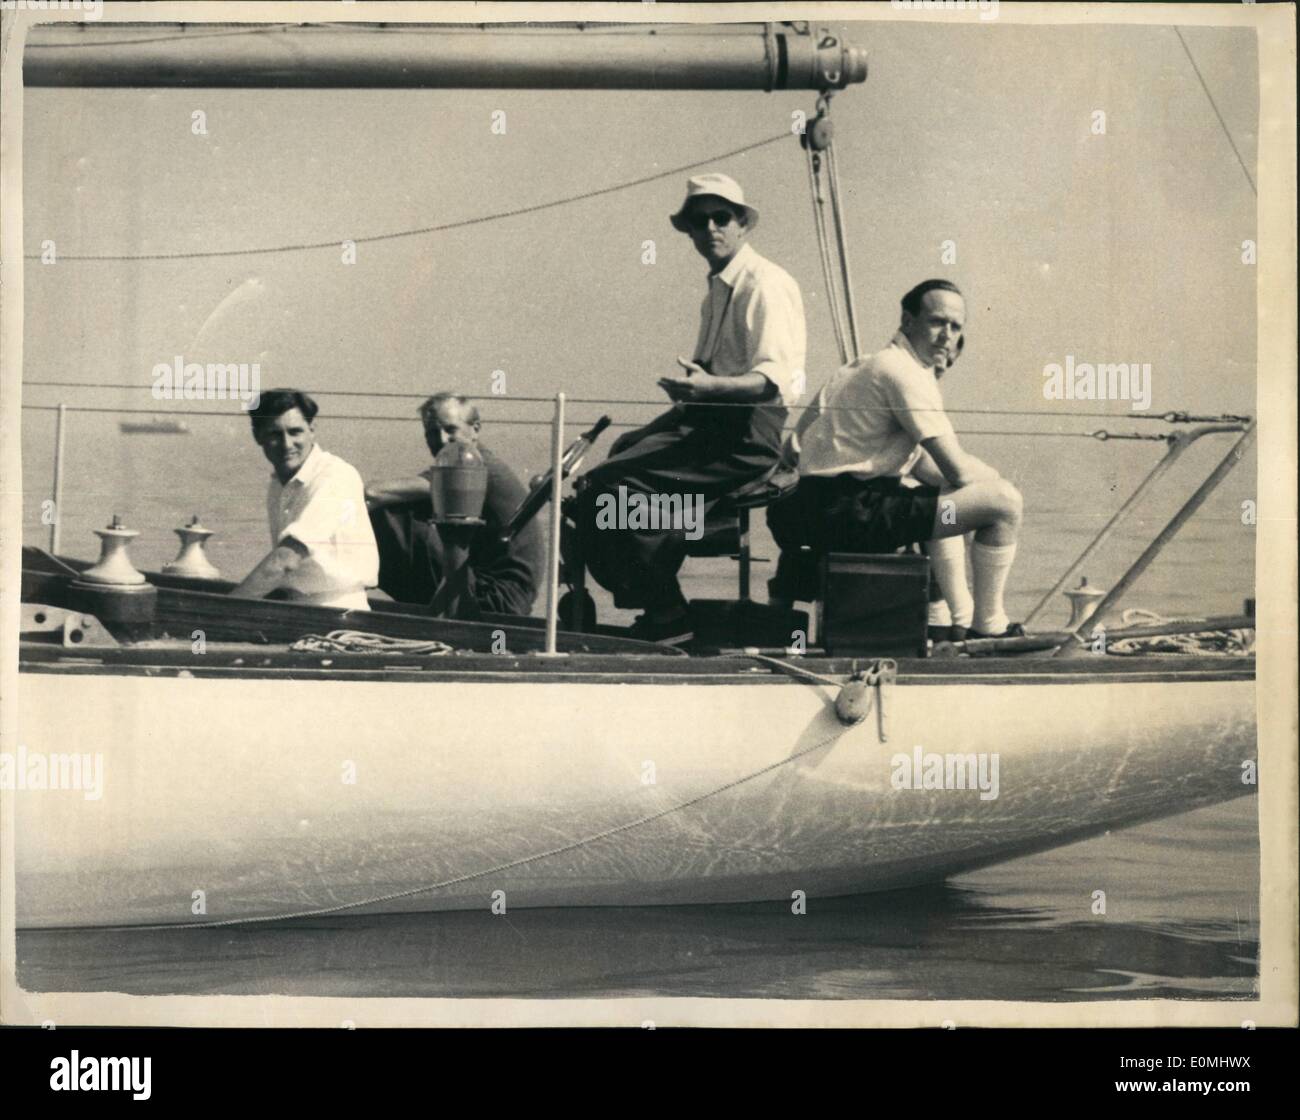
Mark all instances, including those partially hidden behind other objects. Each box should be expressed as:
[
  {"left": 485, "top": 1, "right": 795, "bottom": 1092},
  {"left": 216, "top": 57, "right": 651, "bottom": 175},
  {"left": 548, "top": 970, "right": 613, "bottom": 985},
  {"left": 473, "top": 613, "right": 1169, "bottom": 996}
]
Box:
[
  {"left": 50, "top": 403, "right": 67, "bottom": 554},
  {"left": 543, "top": 393, "right": 566, "bottom": 655}
]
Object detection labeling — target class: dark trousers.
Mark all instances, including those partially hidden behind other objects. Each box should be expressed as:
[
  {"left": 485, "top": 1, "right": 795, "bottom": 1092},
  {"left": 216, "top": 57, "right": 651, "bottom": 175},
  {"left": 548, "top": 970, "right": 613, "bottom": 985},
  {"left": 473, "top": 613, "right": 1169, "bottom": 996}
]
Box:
[
  {"left": 573, "top": 405, "right": 783, "bottom": 612},
  {"left": 369, "top": 501, "right": 539, "bottom": 617},
  {"left": 370, "top": 501, "right": 440, "bottom": 606}
]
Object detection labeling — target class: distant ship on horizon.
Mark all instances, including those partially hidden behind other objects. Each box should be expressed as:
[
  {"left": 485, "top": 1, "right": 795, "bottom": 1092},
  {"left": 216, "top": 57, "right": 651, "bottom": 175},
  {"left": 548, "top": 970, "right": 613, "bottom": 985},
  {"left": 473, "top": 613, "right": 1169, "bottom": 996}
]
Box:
[{"left": 119, "top": 418, "right": 191, "bottom": 435}]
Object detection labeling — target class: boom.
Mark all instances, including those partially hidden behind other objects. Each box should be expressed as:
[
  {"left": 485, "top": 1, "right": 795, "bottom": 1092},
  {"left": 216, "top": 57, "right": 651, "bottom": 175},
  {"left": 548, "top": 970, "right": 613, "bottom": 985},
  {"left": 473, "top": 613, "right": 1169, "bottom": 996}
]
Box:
[{"left": 24, "top": 22, "right": 868, "bottom": 91}]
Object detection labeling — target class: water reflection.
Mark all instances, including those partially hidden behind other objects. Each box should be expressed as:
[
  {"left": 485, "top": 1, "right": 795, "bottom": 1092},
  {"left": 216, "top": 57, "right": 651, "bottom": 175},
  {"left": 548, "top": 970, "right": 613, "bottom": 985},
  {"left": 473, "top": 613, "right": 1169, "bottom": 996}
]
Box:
[{"left": 17, "top": 877, "right": 1256, "bottom": 1002}]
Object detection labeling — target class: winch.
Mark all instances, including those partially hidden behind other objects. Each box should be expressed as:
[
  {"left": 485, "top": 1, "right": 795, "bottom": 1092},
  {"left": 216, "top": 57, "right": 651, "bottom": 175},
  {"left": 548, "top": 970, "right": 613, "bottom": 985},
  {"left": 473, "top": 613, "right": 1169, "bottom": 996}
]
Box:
[
  {"left": 69, "top": 515, "right": 157, "bottom": 625},
  {"left": 163, "top": 515, "right": 221, "bottom": 579}
]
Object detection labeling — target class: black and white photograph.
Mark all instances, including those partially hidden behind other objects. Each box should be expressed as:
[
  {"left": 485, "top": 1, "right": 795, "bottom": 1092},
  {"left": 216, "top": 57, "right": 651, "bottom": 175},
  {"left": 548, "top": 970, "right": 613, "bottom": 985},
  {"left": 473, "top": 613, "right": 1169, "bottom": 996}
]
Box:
[{"left": 1, "top": 0, "right": 1295, "bottom": 1040}]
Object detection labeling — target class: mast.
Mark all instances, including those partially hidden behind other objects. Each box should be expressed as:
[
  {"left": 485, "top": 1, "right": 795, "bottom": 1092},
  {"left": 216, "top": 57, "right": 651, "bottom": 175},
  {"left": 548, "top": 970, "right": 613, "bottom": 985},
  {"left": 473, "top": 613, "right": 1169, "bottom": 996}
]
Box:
[{"left": 25, "top": 22, "right": 868, "bottom": 91}]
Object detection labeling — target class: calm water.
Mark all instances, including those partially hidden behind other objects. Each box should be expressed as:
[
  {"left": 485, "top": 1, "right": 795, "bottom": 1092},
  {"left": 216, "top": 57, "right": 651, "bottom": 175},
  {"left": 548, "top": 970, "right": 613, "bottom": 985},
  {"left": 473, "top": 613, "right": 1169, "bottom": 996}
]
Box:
[{"left": 17, "top": 413, "right": 1259, "bottom": 1002}]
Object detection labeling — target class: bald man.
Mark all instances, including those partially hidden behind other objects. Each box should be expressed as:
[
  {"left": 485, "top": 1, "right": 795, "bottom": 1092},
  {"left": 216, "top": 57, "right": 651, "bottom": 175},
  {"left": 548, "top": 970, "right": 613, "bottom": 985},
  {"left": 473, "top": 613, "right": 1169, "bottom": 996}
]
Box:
[
  {"left": 768, "top": 279, "right": 1023, "bottom": 639},
  {"left": 366, "top": 393, "right": 543, "bottom": 616}
]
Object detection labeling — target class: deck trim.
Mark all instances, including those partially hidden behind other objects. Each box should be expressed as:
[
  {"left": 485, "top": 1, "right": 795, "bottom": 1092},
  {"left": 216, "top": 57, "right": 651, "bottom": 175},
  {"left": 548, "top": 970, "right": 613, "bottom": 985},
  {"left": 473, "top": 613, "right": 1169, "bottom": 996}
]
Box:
[{"left": 18, "top": 643, "right": 1257, "bottom": 685}]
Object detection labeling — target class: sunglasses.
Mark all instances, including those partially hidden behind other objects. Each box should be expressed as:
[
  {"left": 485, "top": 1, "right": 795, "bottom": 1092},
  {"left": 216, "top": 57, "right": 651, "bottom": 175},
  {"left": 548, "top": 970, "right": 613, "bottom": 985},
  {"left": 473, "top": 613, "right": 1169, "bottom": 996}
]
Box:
[{"left": 686, "top": 209, "right": 738, "bottom": 232}]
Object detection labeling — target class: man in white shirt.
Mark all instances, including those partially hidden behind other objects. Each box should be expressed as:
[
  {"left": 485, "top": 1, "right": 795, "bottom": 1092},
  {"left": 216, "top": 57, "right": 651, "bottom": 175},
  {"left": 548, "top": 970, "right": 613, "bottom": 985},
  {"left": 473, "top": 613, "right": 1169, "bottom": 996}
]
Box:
[
  {"left": 767, "top": 280, "right": 1023, "bottom": 639},
  {"left": 231, "top": 388, "right": 379, "bottom": 611},
  {"left": 573, "top": 172, "right": 807, "bottom": 644}
]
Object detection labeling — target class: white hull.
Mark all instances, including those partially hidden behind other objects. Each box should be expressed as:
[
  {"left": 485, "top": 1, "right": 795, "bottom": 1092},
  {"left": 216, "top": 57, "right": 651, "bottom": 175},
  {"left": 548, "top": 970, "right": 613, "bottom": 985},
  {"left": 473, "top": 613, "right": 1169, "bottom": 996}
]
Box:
[{"left": 14, "top": 666, "right": 1255, "bottom": 928}]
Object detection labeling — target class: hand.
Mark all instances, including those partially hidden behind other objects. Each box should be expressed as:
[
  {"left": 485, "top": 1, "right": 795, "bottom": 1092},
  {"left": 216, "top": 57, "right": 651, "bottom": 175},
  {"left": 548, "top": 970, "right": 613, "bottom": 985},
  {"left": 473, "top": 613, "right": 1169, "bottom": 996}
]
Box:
[{"left": 657, "top": 356, "right": 709, "bottom": 402}]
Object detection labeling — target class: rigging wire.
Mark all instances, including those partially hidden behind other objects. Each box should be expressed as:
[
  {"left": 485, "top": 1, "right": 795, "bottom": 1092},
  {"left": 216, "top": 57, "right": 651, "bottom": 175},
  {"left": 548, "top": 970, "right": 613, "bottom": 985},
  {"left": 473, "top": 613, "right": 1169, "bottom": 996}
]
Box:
[
  {"left": 13, "top": 404, "right": 1202, "bottom": 442},
  {"left": 21, "top": 133, "right": 792, "bottom": 262},
  {"left": 823, "top": 130, "right": 862, "bottom": 358},
  {"left": 806, "top": 144, "right": 851, "bottom": 366},
  {"left": 1173, "top": 27, "right": 1257, "bottom": 197},
  {"left": 19, "top": 38, "right": 1255, "bottom": 453},
  {"left": 16, "top": 386, "right": 1253, "bottom": 424}
]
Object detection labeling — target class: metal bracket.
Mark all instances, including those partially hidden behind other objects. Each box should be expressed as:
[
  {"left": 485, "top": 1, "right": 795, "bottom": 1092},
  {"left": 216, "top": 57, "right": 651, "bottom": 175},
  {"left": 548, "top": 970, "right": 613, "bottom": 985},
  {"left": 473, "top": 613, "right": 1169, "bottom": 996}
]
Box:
[
  {"left": 836, "top": 657, "right": 898, "bottom": 738},
  {"left": 762, "top": 22, "right": 779, "bottom": 92},
  {"left": 814, "top": 28, "right": 843, "bottom": 88},
  {"left": 20, "top": 603, "right": 119, "bottom": 648},
  {"left": 865, "top": 658, "right": 897, "bottom": 742}
]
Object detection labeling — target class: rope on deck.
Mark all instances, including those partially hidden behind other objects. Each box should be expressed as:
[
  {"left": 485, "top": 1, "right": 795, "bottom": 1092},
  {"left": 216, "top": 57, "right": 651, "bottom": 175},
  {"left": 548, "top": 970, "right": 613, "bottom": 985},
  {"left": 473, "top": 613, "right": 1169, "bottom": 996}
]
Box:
[
  {"left": 288, "top": 630, "right": 453, "bottom": 656},
  {"left": 1104, "top": 609, "right": 1255, "bottom": 657}
]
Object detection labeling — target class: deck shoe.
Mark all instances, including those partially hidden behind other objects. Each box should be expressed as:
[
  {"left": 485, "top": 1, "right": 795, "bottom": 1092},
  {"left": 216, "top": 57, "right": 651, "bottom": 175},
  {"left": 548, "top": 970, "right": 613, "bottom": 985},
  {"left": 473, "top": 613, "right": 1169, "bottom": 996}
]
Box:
[
  {"left": 968, "top": 622, "right": 1026, "bottom": 640},
  {"left": 629, "top": 611, "right": 694, "bottom": 647},
  {"left": 926, "top": 624, "right": 970, "bottom": 643}
]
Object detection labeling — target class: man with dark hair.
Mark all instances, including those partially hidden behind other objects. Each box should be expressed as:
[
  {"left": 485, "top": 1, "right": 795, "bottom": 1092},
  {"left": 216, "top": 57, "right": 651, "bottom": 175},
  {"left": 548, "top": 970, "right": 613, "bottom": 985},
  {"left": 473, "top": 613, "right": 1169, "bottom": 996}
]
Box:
[
  {"left": 767, "top": 280, "right": 1024, "bottom": 639},
  {"left": 571, "top": 172, "right": 806, "bottom": 644},
  {"left": 900, "top": 277, "right": 964, "bottom": 319},
  {"left": 232, "top": 388, "right": 379, "bottom": 609},
  {"left": 365, "top": 393, "right": 542, "bottom": 616}
]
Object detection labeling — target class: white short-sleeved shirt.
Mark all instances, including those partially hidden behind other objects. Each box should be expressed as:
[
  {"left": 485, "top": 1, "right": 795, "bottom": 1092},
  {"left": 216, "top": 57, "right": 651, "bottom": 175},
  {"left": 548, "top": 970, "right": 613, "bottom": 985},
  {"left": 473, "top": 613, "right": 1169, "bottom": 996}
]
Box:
[
  {"left": 693, "top": 242, "right": 807, "bottom": 406},
  {"left": 797, "top": 331, "right": 956, "bottom": 479},
  {"left": 266, "top": 444, "right": 379, "bottom": 610}
]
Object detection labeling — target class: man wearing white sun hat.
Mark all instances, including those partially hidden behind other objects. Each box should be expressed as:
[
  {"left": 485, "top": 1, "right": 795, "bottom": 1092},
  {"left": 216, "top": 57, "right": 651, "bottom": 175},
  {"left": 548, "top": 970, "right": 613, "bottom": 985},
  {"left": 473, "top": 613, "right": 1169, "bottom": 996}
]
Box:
[{"left": 572, "top": 172, "right": 807, "bottom": 644}]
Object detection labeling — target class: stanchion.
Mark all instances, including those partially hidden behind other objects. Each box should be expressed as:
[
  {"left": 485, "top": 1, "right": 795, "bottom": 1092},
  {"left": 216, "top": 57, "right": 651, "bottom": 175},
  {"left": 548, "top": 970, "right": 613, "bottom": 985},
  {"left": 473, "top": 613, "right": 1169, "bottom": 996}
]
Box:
[
  {"left": 543, "top": 393, "right": 565, "bottom": 656},
  {"left": 50, "top": 403, "right": 67, "bottom": 554}
]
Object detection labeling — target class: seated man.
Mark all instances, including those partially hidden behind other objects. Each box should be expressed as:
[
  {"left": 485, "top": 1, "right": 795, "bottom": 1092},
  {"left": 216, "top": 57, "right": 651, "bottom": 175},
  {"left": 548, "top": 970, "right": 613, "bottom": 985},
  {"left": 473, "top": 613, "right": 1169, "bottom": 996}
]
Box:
[
  {"left": 570, "top": 172, "right": 806, "bottom": 644},
  {"left": 767, "top": 279, "right": 1023, "bottom": 639},
  {"left": 365, "top": 392, "right": 543, "bottom": 617},
  {"left": 919, "top": 333, "right": 975, "bottom": 640},
  {"left": 232, "top": 388, "right": 379, "bottom": 610}
]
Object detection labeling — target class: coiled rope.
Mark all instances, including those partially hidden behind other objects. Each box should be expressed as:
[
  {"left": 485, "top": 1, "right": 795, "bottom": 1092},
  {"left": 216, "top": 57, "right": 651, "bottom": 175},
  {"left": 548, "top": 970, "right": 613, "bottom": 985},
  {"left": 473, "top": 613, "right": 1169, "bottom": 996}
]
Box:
[
  {"left": 288, "top": 630, "right": 453, "bottom": 656},
  {"left": 1104, "top": 609, "right": 1255, "bottom": 657}
]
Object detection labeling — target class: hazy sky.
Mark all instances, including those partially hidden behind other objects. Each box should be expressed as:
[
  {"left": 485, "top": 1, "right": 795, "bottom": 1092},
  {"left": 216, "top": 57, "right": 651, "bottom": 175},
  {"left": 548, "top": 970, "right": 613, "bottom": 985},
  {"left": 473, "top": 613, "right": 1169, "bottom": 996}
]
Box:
[{"left": 20, "top": 18, "right": 1259, "bottom": 606}]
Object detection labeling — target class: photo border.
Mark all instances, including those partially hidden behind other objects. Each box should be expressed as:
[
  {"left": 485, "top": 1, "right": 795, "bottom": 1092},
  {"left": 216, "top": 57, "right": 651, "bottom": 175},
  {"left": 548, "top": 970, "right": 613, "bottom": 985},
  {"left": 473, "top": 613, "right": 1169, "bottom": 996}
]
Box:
[{"left": 1, "top": 0, "right": 1294, "bottom": 1030}]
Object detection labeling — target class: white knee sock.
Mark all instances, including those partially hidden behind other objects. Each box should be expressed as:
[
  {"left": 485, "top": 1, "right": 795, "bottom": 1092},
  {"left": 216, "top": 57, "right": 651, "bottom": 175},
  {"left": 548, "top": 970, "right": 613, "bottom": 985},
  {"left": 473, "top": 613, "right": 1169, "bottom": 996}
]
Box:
[
  {"left": 928, "top": 535, "right": 974, "bottom": 628},
  {"left": 928, "top": 599, "right": 952, "bottom": 627},
  {"left": 970, "top": 540, "right": 1017, "bottom": 635}
]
